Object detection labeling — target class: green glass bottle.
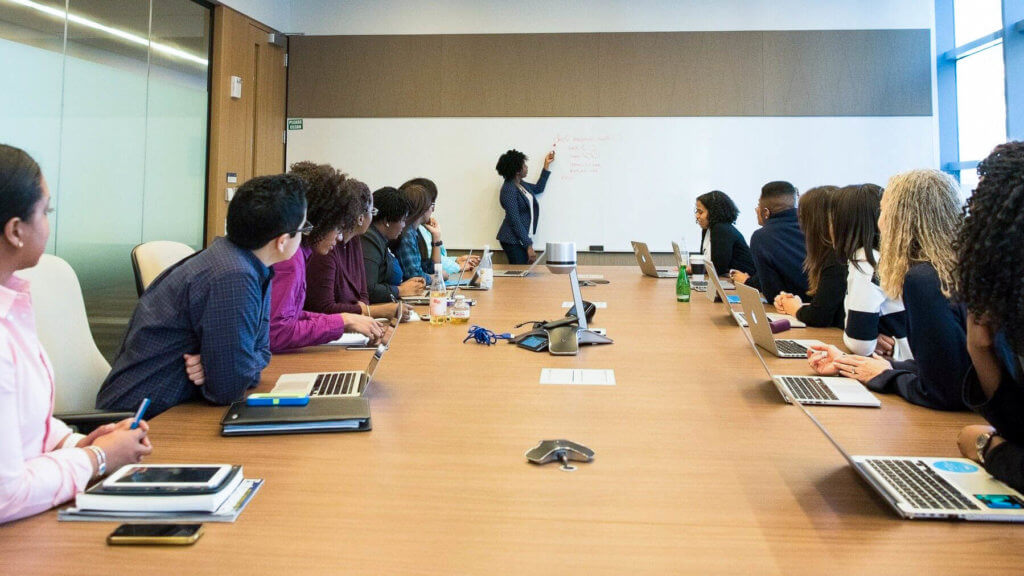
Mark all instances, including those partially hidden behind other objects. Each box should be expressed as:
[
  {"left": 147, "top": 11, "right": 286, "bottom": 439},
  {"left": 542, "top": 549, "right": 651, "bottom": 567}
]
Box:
[{"left": 676, "top": 265, "right": 691, "bottom": 302}]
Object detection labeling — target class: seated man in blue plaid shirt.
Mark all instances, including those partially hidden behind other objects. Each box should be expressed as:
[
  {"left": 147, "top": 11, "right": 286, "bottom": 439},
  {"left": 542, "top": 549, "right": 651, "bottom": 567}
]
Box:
[{"left": 97, "top": 174, "right": 309, "bottom": 417}]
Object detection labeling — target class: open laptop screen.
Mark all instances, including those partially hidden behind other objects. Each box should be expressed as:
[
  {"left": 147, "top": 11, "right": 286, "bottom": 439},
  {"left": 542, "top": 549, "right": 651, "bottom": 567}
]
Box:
[{"left": 568, "top": 268, "right": 588, "bottom": 331}]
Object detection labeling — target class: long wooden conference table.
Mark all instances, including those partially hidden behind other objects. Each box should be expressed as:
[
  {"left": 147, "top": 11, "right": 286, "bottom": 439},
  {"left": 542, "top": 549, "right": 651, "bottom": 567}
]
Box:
[{"left": 3, "top": 266, "right": 1023, "bottom": 574}]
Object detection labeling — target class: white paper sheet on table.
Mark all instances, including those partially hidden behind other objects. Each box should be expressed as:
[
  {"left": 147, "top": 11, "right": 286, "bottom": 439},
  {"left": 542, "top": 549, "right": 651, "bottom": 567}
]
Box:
[
  {"left": 323, "top": 333, "right": 370, "bottom": 346},
  {"left": 540, "top": 369, "right": 616, "bottom": 386}
]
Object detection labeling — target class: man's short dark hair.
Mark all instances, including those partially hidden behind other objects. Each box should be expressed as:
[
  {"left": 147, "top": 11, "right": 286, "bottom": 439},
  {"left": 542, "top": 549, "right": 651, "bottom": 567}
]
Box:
[
  {"left": 373, "top": 187, "right": 410, "bottom": 224},
  {"left": 401, "top": 177, "right": 437, "bottom": 201},
  {"left": 226, "top": 174, "right": 307, "bottom": 250},
  {"left": 761, "top": 181, "right": 798, "bottom": 212},
  {"left": 495, "top": 150, "right": 526, "bottom": 180}
]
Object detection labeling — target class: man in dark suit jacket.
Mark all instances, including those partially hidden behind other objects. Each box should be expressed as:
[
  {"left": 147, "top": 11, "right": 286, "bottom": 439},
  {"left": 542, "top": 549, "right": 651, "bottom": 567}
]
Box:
[
  {"left": 495, "top": 148, "right": 555, "bottom": 264},
  {"left": 731, "top": 181, "right": 809, "bottom": 301}
]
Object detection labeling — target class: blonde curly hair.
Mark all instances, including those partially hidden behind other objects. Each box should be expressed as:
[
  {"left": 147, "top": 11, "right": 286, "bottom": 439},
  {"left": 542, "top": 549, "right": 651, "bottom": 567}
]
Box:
[{"left": 878, "top": 169, "right": 962, "bottom": 299}]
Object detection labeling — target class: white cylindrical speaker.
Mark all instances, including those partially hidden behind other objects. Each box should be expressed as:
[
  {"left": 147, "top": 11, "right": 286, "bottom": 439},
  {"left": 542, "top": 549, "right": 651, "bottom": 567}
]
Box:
[{"left": 545, "top": 242, "right": 577, "bottom": 275}]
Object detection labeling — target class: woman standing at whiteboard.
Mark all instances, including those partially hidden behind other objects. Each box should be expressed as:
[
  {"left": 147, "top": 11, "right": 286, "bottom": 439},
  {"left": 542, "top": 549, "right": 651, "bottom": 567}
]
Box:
[{"left": 495, "top": 148, "right": 555, "bottom": 264}]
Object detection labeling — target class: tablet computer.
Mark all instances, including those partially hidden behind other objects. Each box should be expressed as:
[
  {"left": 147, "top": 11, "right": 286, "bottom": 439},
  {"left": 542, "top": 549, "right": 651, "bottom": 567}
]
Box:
[{"left": 102, "top": 464, "right": 233, "bottom": 491}]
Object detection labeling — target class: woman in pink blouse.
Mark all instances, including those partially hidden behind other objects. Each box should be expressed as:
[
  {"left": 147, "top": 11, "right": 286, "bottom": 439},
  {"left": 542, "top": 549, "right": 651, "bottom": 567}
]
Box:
[{"left": 0, "top": 145, "right": 153, "bottom": 524}]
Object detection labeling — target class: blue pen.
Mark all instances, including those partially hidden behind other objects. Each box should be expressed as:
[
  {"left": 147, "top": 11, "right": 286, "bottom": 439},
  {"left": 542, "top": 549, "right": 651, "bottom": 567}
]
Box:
[{"left": 129, "top": 398, "right": 151, "bottom": 430}]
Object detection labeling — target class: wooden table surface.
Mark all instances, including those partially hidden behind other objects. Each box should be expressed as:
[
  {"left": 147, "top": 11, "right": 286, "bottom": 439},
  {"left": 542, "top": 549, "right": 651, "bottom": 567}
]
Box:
[{"left": 3, "top": 266, "right": 1022, "bottom": 575}]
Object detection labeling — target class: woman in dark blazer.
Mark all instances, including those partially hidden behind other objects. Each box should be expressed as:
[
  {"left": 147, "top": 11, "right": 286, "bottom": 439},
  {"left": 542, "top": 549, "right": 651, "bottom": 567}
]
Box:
[
  {"left": 495, "top": 148, "right": 555, "bottom": 264},
  {"left": 694, "top": 190, "right": 755, "bottom": 277},
  {"left": 361, "top": 187, "right": 424, "bottom": 303}
]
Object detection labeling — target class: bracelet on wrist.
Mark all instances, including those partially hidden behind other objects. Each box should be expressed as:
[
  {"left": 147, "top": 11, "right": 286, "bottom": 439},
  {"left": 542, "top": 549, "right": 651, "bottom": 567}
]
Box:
[
  {"left": 86, "top": 445, "right": 107, "bottom": 477},
  {"left": 432, "top": 240, "right": 443, "bottom": 247}
]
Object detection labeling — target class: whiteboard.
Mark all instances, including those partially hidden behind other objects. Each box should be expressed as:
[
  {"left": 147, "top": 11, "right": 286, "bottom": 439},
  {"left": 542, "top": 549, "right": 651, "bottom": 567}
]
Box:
[{"left": 286, "top": 117, "right": 935, "bottom": 253}]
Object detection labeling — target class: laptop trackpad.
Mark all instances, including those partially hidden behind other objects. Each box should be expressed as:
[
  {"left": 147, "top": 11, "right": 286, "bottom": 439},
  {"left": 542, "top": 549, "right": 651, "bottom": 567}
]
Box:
[{"left": 272, "top": 373, "right": 315, "bottom": 395}]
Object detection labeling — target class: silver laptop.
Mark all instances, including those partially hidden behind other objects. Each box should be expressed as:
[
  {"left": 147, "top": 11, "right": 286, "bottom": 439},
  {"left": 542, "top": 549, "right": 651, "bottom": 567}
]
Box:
[
  {"left": 705, "top": 261, "right": 803, "bottom": 328},
  {"left": 631, "top": 241, "right": 676, "bottom": 278},
  {"left": 734, "top": 282, "right": 822, "bottom": 358},
  {"left": 444, "top": 249, "right": 488, "bottom": 291},
  {"left": 803, "top": 390, "right": 1024, "bottom": 520},
  {"left": 740, "top": 309, "right": 879, "bottom": 407},
  {"left": 735, "top": 315, "right": 1024, "bottom": 519},
  {"left": 494, "top": 250, "right": 546, "bottom": 277},
  {"left": 671, "top": 241, "right": 707, "bottom": 291},
  {"left": 270, "top": 306, "right": 402, "bottom": 397}
]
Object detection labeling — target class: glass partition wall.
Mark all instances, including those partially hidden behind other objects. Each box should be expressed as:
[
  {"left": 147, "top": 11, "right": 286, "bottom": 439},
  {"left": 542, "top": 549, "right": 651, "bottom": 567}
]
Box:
[{"left": 0, "top": 0, "right": 210, "bottom": 358}]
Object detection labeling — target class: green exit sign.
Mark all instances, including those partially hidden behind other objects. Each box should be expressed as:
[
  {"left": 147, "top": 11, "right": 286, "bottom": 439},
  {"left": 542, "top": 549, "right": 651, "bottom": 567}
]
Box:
[{"left": 287, "top": 118, "right": 303, "bottom": 130}]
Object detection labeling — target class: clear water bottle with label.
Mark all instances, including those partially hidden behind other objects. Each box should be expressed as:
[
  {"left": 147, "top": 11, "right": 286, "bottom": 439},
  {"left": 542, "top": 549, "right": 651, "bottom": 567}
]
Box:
[
  {"left": 477, "top": 245, "right": 494, "bottom": 289},
  {"left": 429, "top": 270, "right": 448, "bottom": 325},
  {"left": 451, "top": 295, "right": 471, "bottom": 324}
]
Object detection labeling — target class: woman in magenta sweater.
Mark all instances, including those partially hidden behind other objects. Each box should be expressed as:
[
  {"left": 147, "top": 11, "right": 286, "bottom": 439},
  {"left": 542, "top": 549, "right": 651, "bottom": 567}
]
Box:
[
  {"left": 304, "top": 180, "right": 407, "bottom": 320},
  {"left": 269, "top": 162, "right": 384, "bottom": 352}
]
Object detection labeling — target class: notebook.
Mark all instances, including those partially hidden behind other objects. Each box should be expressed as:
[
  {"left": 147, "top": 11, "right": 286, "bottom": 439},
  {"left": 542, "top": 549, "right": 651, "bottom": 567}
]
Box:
[{"left": 220, "top": 396, "right": 371, "bottom": 436}]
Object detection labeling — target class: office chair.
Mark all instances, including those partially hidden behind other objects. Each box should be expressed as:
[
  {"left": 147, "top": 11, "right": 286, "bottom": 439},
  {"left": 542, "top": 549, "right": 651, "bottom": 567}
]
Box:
[
  {"left": 18, "top": 254, "right": 132, "bottom": 431},
  {"left": 131, "top": 240, "right": 195, "bottom": 296}
]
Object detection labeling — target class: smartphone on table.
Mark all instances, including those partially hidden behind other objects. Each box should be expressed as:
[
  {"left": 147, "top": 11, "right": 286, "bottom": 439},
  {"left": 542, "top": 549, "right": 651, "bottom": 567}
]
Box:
[{"left": 107, "top": 523, "right": 203, "bottom": 545}]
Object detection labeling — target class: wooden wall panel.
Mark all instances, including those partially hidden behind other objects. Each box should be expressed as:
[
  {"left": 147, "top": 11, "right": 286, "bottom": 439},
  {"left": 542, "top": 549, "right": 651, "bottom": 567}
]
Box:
[
  {"left": 205, "top": 6, "right": 287, "bottom": 244},
  {"left": 287, "top": 30, "right": 931, "bottom": 119},
  {"left": 763, "top": 29, "right": 933, "bottom": 116},
  {"left": 595, "top": 31, "right": 763, "bottom": 116},
  {"left": 439, "top": 34, "right": 601, "bottom": 117},
  {"left": 252, "top": 22, "right": 287, "bottom": 177},
  {"left": 288, "top": 35, "right": 444, "bottom": 117}
]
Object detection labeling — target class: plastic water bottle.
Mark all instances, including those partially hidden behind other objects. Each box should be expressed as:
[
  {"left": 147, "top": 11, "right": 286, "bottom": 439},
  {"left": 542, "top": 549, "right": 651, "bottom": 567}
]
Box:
[
  {"left": 676, "top": 264, "right": 691, "bottom": 303},
  {"left": 450, "top": 295, "right": 471, "bottom": 324},
  {"left": 429, "top": 270, "right": 448, "bottom": 325},
  {"left": 477, "top": 245, "right": 494, "bottom": 289}
]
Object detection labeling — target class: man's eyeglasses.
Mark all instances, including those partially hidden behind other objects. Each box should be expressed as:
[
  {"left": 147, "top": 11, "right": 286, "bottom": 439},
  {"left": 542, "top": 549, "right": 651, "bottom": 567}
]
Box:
[{"left": 291, "top": 219, "right": 314, "bottom": 236}]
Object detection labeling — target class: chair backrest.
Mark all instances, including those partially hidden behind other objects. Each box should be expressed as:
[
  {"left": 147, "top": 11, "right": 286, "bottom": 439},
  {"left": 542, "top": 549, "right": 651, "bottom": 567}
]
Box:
[
  {"left": 131, "top": 241, "right": 195, "bottom": 295},
  {"left": 17, "top": 253, "right": 111, "bottom": 413}
]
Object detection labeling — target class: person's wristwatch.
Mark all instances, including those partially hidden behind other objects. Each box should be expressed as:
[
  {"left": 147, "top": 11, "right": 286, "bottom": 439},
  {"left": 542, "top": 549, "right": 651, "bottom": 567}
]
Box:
[
  {"left": 432, "top": 240, "right": 443, "bottom": 247},
  {"left": 976, "top": 431, "right": 997, "bottom": 465}
]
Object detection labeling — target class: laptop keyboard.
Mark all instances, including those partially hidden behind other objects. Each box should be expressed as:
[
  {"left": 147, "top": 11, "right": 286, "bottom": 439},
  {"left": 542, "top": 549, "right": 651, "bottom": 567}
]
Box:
[
  {"left": 865, "top": 459, "right": 980, "bottom": 511},
  {"left": 691, "top": 279, "right": 707, "bottom": 292},
  {"left": 310, "top": 372, "right": 361, "bottom": 396},
  {"left": 775, "top": 340, "right": 808, "bottom": 356},
  {"left": 779, "top": 376, "right": 838, "bottom": 401}
]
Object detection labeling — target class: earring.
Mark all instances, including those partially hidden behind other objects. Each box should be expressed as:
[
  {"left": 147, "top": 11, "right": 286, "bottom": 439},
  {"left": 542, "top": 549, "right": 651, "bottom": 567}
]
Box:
[{"left": 17, "top": 242, "right": 23, "bottom": 248}]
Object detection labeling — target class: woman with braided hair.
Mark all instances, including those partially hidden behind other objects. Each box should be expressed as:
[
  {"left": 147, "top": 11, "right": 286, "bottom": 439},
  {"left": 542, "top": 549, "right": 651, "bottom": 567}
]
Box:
[
  {"left": 808, "top": 169, "right": 970, "bottom": 410},
  {"left": 269, "top": 162, "right": 385, "bottom": 352},
  {"left": 954, "top": 142, "right": 1024, "bottom": 491}
]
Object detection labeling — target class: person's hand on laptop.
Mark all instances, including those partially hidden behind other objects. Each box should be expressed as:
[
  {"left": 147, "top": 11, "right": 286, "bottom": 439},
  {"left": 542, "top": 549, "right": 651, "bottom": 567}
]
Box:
[
  {"left": 527, "top": 246, "right": 537, "bottom": 263},
  {"left": 368, "top": 302, "right": 410, "bottom": 322},
  {"left": 833, "top": 353, "right": 891, "bottom": 384},
  {"left": 456, "top": 254, "right": 480, "bottom": 270},
  {"left": 398, "top": 277, "right": 425, "bottom": 297},
  {"left": 958, "top": 424, "right": 1001, "bottom": 463},
  {"left": 341, "top": 313, "right": 385, "bottom": 342},
  {"left": 807, "top": 344, "right": 844, "bottom": 376},
  {"left": 729, "top": 269, "right": 749, "bottom": 285}
]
